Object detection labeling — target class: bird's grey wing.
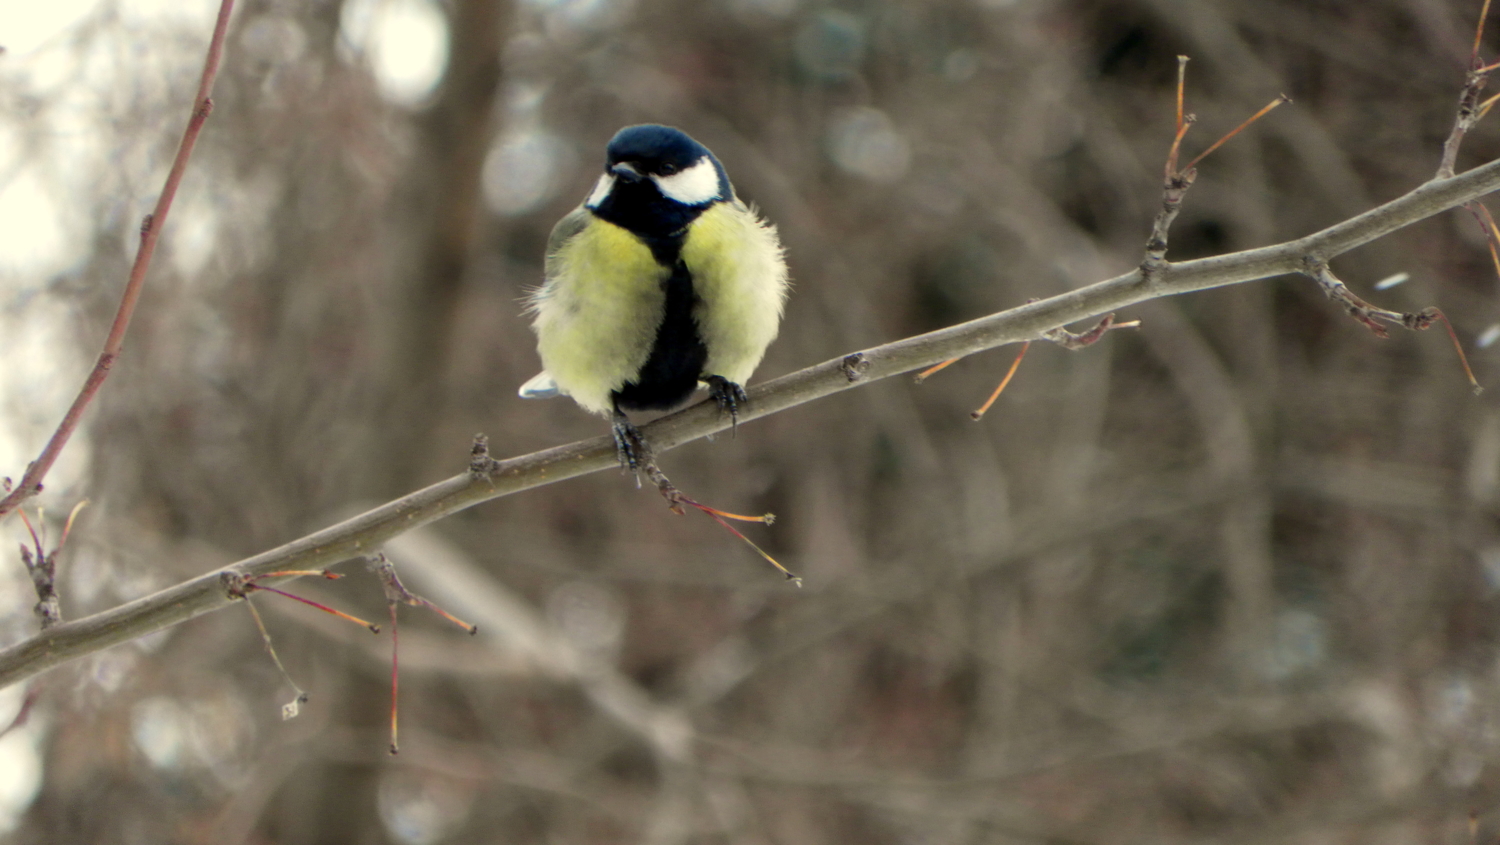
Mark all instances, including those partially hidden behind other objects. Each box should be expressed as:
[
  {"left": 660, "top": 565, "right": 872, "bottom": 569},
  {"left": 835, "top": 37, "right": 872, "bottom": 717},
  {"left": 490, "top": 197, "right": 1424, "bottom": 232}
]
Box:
[
  {"left": 520, "top": 208, "right": 592, "bottom": 401},
  {"left": 543, "top": 206, "right": 591, "bottom": 279}
]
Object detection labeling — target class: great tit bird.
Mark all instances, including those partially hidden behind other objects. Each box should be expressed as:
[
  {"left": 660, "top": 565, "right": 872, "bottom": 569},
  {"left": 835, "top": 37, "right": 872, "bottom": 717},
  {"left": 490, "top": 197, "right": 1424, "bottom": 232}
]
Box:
[{"left": 519, "top": 124, "right": 789, "bottom": 468}]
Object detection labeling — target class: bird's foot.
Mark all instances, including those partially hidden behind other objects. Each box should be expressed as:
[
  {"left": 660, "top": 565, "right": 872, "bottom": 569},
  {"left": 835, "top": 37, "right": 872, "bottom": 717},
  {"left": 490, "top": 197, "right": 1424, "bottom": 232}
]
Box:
[
  {"left": 611, "top": 413, "right": 649, "bottom": 473},
  {"left": 705, "top": 376, "right": 748, "bottom": 437}
]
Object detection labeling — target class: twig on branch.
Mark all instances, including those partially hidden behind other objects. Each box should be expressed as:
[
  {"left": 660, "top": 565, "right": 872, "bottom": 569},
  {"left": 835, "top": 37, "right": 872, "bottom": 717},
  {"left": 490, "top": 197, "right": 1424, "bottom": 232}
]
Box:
[
  {"left": 1439, "top": 0, "right": 1496, "bottom": 178},
  {"left": 1144, "top": 55, "right": 1287, "bottom": 281},
  {"left": 14, "top": 502, "right": 86, "bottom": 629},
  {"left": 468, "top": 433, "right": 499, "bottom": 477},
  {"left": 221, "top": 570, "right": 381, "bottom": 633},
  {"left": 1180, "top": 95, "right": 1290, "bottom": 175},
  {"left": 365, "top": 553, "right": 476, "bottom": 754},
  {"left": 962, "top": 314, "right": 1142, "bottom": 421},
  {"left": 642, "top": 459, "right": 794, "bottom": 582},
  {"left": 0, "top": 0, "right": 236, "bottom": 522},
  {"left": 1301, "top": 259, "right": 1481, "bottom": 392},
  {"left": 3, "top": 155, "right": 1500, "bottom": 690},
  {"left": 1042, "top": 313, "right": 1140, "bottom": 349},
  {"left": 969, "top": 342, "right": 1029, "bottom": 421},
  {"left": 238, "top": 593, "right": 310, "bottom": 721},
  {"left": 937, "top": 63, "right": 1273, "bottom": 417},
  {"left": 1302, "top": 259, "right": 1424, "bottom": 337}
]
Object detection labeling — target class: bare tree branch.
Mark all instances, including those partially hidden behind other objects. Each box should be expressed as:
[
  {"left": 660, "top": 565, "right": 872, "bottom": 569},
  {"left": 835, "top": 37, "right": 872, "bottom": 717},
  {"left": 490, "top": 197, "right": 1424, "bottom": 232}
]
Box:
[
  {"left": 2, "top": 156, "right": 1500, "bottom": 690},
  {"left": 0, "top": 0, "right": 237, "bottom": 520}
]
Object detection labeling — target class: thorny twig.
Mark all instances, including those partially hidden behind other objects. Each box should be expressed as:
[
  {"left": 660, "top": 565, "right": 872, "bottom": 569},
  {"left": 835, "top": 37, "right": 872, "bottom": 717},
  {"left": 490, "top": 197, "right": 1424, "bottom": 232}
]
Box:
[
  {"left": 1303, "top": 259, "right": 1434, "bottom": 336},
  {"left": 0, "top": 0, "right": 237, "bottom": 521}
]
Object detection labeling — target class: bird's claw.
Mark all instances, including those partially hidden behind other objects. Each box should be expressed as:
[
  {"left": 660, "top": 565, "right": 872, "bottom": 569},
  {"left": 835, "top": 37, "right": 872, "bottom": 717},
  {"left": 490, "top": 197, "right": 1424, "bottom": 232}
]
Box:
[
  {"left": 611, "top": 415, "right": 647, "bottom": 472},
  {"left": 705, "top": 376, "right": 747, "bottom": 436}
]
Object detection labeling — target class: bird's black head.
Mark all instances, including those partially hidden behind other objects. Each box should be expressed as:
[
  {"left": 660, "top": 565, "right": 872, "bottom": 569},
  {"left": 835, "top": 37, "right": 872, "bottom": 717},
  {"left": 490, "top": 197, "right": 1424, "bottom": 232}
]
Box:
[{"left": 586, "top": 125, "right": 732, "bottom": 240}]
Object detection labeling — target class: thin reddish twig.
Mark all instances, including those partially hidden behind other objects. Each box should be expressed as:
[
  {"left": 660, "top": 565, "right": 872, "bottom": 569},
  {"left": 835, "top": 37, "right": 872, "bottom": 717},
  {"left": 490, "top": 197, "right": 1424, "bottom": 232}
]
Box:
[
  {"left": 0, "top": 0, "right": 236, "bottom": 520},
  {"left": 1164, "top": 56, "right": 1193, "bottom": 177},
  {"left": 1182, "top": 95, "right": 1291, "bottom": 173},
  {"left": 914, "top": 357, "right": 959, "bottom": 383},
  {"left": 970, "top": 341, "right": 1030, "bottom": 421},
  {"left": 1475, "top": 0, "right": 1493, "bottom": 66}
]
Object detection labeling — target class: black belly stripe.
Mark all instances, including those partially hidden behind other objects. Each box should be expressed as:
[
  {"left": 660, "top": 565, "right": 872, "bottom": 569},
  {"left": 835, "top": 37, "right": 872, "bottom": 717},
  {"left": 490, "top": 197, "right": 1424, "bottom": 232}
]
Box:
[{"left": 612, "top": 235, "right": 709, "bottom": 413}]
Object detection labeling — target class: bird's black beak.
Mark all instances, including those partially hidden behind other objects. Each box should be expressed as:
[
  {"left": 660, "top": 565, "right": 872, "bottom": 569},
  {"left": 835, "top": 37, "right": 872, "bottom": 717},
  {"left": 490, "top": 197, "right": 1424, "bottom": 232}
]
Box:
[{"left": 610, "top": 161, "right": 644, "bottom": 183}]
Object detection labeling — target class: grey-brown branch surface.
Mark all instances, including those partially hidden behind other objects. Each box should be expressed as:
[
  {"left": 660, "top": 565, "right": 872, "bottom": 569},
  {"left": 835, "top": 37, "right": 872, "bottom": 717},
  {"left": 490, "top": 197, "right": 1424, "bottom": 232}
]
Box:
[{"left": 3, "top": 157, "right": 1500, "bottom": 690}]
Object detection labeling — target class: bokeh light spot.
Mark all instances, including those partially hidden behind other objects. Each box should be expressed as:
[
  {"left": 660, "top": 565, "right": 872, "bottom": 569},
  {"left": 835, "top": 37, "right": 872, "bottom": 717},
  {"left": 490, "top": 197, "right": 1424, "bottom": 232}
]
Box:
[
  {"left": 339, "top": 0, "right": 450, "bottom": 106},
  {"left": 827, "top": 107, "right": 911, "bottom": 183}
]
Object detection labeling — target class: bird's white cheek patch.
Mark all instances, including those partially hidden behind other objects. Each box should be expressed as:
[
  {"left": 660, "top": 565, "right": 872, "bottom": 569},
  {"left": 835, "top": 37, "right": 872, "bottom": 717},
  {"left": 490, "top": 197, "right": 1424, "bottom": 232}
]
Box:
[
  {"left": 652, "top": 157, "right": 720, "bottom": 205},
  {"left": 585, "top": 174, "right": 615, "bottom": 209}
]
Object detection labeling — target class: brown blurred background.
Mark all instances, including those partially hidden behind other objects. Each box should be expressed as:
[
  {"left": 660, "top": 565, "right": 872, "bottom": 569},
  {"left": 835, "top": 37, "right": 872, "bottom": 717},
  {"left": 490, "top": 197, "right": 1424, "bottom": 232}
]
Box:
[{"left": 7, "top": 0, "right": 1500, "bottom": 842}]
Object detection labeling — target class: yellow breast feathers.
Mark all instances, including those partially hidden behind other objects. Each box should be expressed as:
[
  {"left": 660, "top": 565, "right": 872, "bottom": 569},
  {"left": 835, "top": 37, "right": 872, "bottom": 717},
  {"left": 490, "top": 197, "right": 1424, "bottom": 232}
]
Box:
[
  {"left": 530, "top": 217, "right": 669, "bottom": 416},
  {"left": 681, "top": 201, "right": 789, "bottom": 386}
]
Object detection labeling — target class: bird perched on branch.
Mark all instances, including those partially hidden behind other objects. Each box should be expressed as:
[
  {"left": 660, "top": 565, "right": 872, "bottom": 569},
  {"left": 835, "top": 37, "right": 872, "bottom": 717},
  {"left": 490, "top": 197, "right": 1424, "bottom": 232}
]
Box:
[{"left": 520, "top": 124, "right": 789, "bottom": 468}]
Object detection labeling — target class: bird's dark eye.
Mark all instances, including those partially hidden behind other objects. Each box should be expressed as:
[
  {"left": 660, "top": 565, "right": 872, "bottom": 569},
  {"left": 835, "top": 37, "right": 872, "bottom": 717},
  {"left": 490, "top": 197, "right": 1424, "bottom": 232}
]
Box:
[{"left": 659, "top": 163, "right": 679, "bottom": 175}]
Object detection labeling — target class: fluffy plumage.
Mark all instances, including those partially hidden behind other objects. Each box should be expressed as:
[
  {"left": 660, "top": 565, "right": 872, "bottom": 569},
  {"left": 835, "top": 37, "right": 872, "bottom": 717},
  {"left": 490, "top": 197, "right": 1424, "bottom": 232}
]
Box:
[{"left": 521, "top": 125, "right": 788, "bottom": 463}]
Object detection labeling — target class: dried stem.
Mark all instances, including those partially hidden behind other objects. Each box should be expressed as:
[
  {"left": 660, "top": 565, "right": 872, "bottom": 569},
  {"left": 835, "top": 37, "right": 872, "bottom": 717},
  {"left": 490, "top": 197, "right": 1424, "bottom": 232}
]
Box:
[
  {"left": 1181, "top": 95, "right": 1290, "bottom": 174},
  {"left": 220, "top": 570, "right": 381, "bottom": 633},
  {"left": 1146, "top": 91, "right": 1287, "bottom": 281},
  {"left": 1144, "top": 57, "right": 1199, "bottom": 280},
  {"left": 970, "top": 342, "right": 1030, "bottom": 421},
  {"left": 1476, "top": 0, "right": 1493, "bottom": 64},
  {"left": 965, "top": 315, "right": 1140, "bottom": 421},
  {"left": 642, "top": 460, "right": 794, "bottom": 582},
  {"left": 366, "top": 554, "right": 476, "bottom": 634},
  {"left": 1164, "top": 56, "right": 1193, "bottom": 177},
  {"left": 364, "top": 553, "right": 477, "bottom": 754},
  {"left": 241, "top": 597, "right": 309, "bottom": 720},
  {"left": 914, "top": 357, "right": 959, "bottom": 383},
  {"left": 0, "top": 0, "right": 236, "bottom": 521}
]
